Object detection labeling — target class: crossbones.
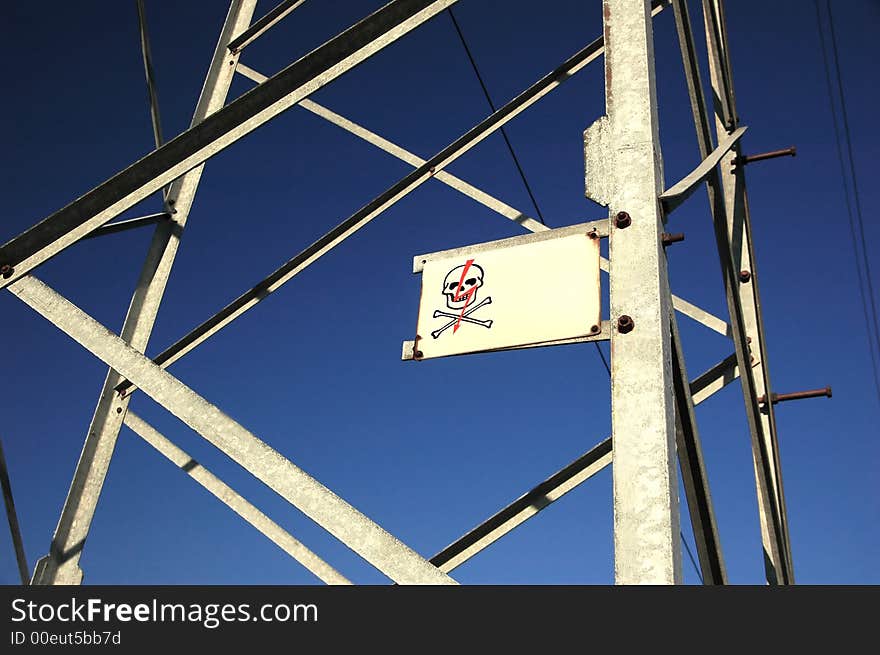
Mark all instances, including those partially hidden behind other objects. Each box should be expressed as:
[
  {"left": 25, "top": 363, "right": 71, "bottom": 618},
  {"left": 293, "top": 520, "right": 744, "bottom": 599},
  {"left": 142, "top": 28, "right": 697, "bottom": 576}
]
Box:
[{"left": 431, "top": 296, "right": 493, "bottom": 339}]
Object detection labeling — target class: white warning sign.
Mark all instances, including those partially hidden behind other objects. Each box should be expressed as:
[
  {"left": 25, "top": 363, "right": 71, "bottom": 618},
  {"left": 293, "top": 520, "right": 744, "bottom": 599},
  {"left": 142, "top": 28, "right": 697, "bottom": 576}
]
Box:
[{"left": 407, "top": 222, "right": 602, "bottom": 360}]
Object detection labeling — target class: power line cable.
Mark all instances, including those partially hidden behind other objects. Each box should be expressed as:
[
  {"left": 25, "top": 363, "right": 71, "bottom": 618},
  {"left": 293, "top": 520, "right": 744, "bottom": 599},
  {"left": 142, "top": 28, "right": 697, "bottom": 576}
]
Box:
[
  {"left": 681, "top": 530, "right": 704, "bottom": 584},
  {"left": 814, "top": 0, "right": 880, "bottom": 403},
  {"left": 446, "top": 9, "right": 547, "bottom": 226},
  {"left": 445, "top": 9, "right": 611, "bottom": 376},
  {"left": 826, "top": 1, "right": 880, "bottom": 381}
]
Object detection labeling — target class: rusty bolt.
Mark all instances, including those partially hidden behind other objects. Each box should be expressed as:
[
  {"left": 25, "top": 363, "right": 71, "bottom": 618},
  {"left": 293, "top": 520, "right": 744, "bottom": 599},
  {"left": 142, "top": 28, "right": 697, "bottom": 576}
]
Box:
[
  {"left": 739, "top": 270, "right": 752, "bottom": 283},
  {"left": 590, "top": 324, "right": 600, "bottom": 334},
  {"left": 661, "top": 232, "right": 685, "bottom": 246},
  {"left": 0, "top": 264, "right": 13, "bottom": 279},
  {"left": 614, "top": 211, "right": 631, "bottom": 229},
  {"left": 413, "top": 349, "right": 423, "bottom": 359},
  {"left": 617, "top": 315, "right": 634, "bottom": 334}
]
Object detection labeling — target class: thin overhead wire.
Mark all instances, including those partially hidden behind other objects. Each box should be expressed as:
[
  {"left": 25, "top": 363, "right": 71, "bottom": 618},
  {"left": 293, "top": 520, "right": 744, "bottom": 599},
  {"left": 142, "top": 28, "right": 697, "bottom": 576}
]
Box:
[
  {"left": 814, "top": 0, "right": 880, "bottom": 403},
  {"left": 445, "top": 8, "right": 611, "bottom": 376},
  {"left": 446, "top": 9, "right": 547, "bottom": 226},
  {"left": 681, "top": 530, "right": 704, "bottom": 584},
  {"left": 826, "top": 1, "right": 880, "bottom": 388}
]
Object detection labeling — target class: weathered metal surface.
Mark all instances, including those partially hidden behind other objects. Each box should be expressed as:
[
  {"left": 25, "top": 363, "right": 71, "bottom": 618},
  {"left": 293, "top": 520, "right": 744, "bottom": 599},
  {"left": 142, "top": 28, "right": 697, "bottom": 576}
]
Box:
[
  {"left": 702, "top": 0, "right": 794, "bottom": 583},
  {"left": 591, "top": 0, "right": 682, "bottom": 584},
  {"left": 11, "top": 275, "right": 455, "bottom": 585},
  {"left": 660, "top": 126, "right": 748, "bottom": 213},
  {"left": 674, "top": 0, "right": 788, "bottom": 585}
]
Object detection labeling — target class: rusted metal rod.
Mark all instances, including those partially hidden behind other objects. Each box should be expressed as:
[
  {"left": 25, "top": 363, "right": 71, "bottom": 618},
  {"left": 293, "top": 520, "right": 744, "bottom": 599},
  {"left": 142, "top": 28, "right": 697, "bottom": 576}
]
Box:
[
  {"left": 759, "top": 386, "right": 832, "bottom": 406},
  {"left": 662, "top": 232, "right": 685, "bottom": 246},
  {"left": 736, "top": 146, "right": 797, "bottom": 166}
]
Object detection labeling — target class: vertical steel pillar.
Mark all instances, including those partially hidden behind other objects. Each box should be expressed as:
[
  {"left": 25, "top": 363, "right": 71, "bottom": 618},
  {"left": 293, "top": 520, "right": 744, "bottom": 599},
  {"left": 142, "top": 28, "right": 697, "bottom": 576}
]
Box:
[
  {"left": 31, "top": 0, "right": 259, "bottom": 585},
  {"left": 585, "top": 0, "right": 681, "bottom": 583},
  {"left": 702, "top": 0, "right": 793, "bottom": 583}
]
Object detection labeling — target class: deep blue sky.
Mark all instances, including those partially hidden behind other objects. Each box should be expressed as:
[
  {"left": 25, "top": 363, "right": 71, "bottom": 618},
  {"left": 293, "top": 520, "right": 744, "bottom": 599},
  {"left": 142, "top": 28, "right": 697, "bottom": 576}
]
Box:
[{"left": 1, "top": 0, "right": 877, "bottom": 585}]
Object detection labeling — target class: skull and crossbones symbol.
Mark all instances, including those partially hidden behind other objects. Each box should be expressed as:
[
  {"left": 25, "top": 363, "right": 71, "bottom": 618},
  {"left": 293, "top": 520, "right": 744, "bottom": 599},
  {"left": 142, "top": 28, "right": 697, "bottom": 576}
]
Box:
[{"left": 431, "top": 259, "right": 493, "bottom": 339}]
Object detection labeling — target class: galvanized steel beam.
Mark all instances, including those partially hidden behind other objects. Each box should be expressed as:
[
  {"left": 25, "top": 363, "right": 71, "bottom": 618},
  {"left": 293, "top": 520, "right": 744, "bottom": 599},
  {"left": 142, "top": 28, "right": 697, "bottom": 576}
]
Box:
[
  {"left": 690, "top": 352, "right": 738, "bottom": 403},
  {"left": 124, "top": 412, "right": 351, "bottom": 585},
  {"left": 30, "top": 0, "right": 261, "bottom": 586},
  {"left": 702, "top": 0, "right": 794, "bottom": 582},
  {"left": 11, "top": 275, "right": 455, "bottom": 585},
  {"left": 660, "top": 125, "right": 747, "bottom": 213},
  {"left": 0, "top": 0, "right": 460, "bottom": 289},
  {"left": 585, "top": 0, "right": 681, "bottom": 584},
  {"left": 671, "top": 0, "right": 789, "bottom": 583}
]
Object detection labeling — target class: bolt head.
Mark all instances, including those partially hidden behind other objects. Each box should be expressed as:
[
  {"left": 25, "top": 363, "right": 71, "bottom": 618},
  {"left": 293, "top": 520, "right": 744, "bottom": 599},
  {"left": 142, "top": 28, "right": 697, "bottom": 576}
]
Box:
[
  {"left": 617, "top": 315, "right": 634, "bottom": 334},
  {"left": 739, "top": 270, "right": 752, "bottom": 283},
  {"left": 614, "top": 211, "right": 631, "bottom": 229},
  {"left": 0, "top": 264, "right": 13, "bottom": 279}
]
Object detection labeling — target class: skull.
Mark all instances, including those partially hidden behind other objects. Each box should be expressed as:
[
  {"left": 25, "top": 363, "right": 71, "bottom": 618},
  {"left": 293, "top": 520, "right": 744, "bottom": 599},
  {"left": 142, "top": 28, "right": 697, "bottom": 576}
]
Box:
[{"left": 442, "top": 263, "right": 484, "bottom": 310}]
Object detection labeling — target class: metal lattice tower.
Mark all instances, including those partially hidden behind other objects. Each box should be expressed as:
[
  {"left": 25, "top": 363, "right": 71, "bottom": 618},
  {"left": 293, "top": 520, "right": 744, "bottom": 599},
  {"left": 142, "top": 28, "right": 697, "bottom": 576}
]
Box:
[{"left": 0, "top": 0, "right": 805, "bottom": 585}]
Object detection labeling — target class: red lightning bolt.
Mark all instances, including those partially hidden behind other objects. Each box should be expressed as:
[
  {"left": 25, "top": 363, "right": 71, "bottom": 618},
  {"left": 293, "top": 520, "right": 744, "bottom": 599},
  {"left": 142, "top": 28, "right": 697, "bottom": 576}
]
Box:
[{"left": 452, "top": 258, "right": 477, "bottom": 334}]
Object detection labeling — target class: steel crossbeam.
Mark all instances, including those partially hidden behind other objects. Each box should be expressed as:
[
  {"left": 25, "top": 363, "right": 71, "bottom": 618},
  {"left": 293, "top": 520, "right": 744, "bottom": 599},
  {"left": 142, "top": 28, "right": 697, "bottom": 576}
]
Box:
[
  {"left": 1, "top": 0, "right": 799, "bottom": 587},
  {"left": 12, "top": 274, "right": 455, "bottom": 585},
  {"left": 0, "top": 0, "right": 461, "bottom": 290}
]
